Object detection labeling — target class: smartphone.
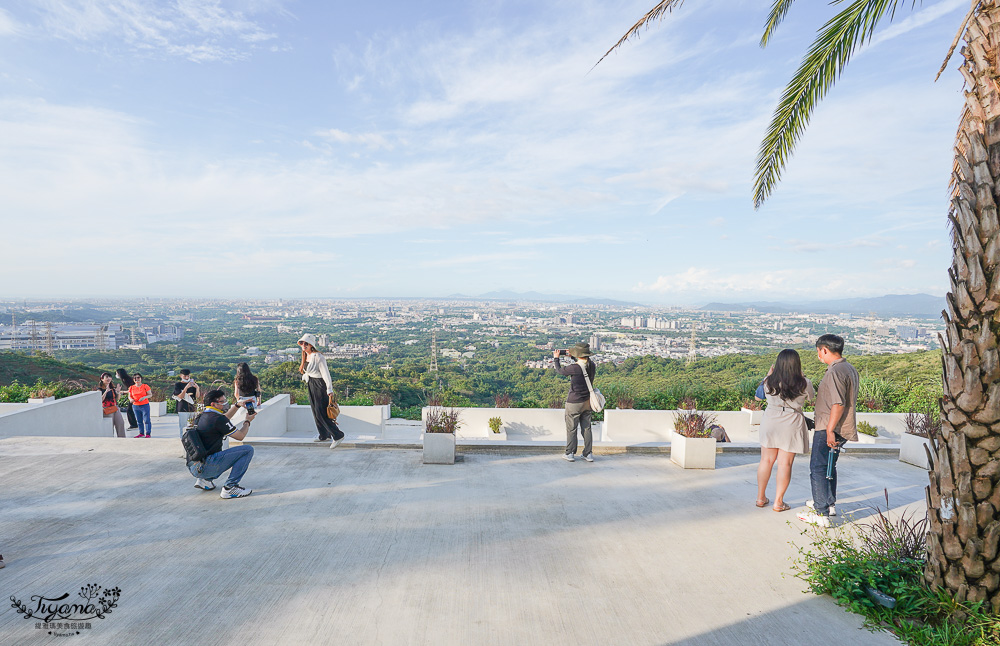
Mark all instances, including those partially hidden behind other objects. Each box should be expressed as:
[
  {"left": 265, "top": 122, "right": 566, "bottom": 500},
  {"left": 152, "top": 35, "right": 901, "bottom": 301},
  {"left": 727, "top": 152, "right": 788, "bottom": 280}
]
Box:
[
  {"left": 559, "top": 349, "right": 568, "bottom": 356},
  {"left": 245, "top": 402, "right": 256, "bottom": 415}
]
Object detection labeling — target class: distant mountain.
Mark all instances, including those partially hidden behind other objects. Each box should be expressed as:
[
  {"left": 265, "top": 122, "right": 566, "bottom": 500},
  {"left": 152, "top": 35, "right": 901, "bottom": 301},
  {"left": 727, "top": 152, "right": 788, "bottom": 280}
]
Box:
[
  {"left": 701, "top": 293, "right": 945, "bottom": 318},
  {"left": 444, "top": 291, "right": 644, "bottom": 307}
]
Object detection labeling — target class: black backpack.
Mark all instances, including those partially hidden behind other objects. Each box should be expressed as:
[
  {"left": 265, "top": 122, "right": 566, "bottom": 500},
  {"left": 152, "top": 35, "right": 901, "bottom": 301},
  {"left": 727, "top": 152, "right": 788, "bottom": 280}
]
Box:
[{"left": 181, "top": 425, "right": 209, "bottom": 467}]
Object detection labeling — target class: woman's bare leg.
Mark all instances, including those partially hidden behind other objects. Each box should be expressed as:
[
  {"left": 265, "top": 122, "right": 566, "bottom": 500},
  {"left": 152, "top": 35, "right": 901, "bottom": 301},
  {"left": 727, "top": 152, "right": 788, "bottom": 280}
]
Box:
[
  {"left": 757, "top": 447, "right": 778, "bottom": 504},
  {"left": 774, "top": 450, "right": 796, "bottom": 509}
]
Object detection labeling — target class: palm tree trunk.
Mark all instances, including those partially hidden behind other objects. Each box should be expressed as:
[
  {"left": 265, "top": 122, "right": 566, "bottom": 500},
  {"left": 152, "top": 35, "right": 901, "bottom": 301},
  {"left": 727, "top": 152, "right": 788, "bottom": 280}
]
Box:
[{"left": 926, "top": 1, "right": 1000, "bottom": 611}]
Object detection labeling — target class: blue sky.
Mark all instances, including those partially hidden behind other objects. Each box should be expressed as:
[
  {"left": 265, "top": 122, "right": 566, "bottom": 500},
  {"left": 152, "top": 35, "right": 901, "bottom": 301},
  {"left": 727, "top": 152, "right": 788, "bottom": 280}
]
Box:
[{"left": 0, "top": 0, "right": 968, "bottom": 303}]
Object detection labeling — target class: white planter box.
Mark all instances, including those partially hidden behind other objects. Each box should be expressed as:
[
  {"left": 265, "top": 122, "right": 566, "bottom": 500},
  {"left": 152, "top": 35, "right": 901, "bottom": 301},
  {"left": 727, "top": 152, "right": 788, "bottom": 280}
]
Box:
[
  {"left": 149, "top": 401, "right": 167, "bottom": 417},
  {"left": 899, "top": 433, "right": 933, "bottom": 469},
  {"left": 670, "top": 431, "right": 716, "bottom": 469},
  {"left": 741, "top": 407, "right": 763, "bottom": 426},
  {"left": 28, "top": 396, "right": 55, "bottom": 404},
  {"left": 485, "top": 424, "right": 507, "bottom": 441},
  {"left": 423, "top": 432, "right": 456, "bottom": 464}
]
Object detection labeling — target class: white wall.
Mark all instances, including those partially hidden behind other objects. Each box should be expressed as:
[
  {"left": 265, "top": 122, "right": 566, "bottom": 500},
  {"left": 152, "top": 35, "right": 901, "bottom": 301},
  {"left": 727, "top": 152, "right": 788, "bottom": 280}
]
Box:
[
  {"left": 230, "top": 394, "right": 289, "bottom": 437},
  {"left": 0, "top": 403, "right": 34, "bottom": 415},
  {"left": 423, "top": 407, "right": 600, "bottom": 442},
  {"left": 604, "top": 410, "right": 754, "bottom": 443},
  {"left": 0, "top": 391, "right": 108, "bottom": 438},
  {"left": 287, "top": 404, "right": 389, "bottom": 438}
]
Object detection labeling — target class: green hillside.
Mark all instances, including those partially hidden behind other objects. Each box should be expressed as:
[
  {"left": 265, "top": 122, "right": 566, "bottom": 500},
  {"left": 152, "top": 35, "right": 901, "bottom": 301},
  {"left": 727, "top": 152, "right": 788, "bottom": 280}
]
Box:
[{"left": 0, "top": 348, "right": 942, "bottom": 415}]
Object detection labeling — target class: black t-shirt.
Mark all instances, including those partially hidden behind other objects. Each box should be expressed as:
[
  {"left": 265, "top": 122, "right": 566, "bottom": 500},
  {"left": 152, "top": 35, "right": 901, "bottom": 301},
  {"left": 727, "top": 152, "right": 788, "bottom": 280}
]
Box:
[
  {"left": 173, "top": 380, "right": 198, "bottom": 412},
  {"left": 195, "top": 410, "right": 236, "bottom": 455}
]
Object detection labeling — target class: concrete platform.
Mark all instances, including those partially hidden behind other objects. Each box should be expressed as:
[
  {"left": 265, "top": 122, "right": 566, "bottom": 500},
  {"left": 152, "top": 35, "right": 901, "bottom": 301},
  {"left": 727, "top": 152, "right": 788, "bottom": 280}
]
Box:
[{"left": 0, "top": 437, "right": 925, "bottom": 645}]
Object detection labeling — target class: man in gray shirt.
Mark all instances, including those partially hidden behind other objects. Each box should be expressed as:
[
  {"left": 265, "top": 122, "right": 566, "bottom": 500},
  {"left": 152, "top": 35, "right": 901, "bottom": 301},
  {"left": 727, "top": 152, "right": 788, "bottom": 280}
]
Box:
[{"left": 798, "top": 334, "right": 859, "bottom": 528}]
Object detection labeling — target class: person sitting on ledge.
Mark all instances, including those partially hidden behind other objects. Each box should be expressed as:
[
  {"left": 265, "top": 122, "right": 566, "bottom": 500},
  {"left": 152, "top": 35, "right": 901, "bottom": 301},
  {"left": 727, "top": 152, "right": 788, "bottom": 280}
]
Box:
[{"left": 190, "top": 389, "right": 256, "bottom": 499}]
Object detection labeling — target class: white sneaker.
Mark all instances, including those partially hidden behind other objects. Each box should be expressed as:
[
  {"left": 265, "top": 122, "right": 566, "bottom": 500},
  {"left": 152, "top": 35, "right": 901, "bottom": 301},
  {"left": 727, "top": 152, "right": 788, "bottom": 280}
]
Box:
[
  {"left": 562, "top": 454, "right": 575, "bottom": 462},
  {"left": 806, "top": 499, "right": 836, "bottom": 516},
  {"left": 582, "top": 453, "right": 594, "bottom": 462},
  {"left": 797, "top": 511, "right": 831, "bottom": 528},
  {"left": 194, "top": 478, "right": 215, "bottom": 491},
  {"left": 330, "top": 437, "right": 344, "bottom": 449},
  {"left": 220, "top": 484, "right": 252, "bottom": 499}
]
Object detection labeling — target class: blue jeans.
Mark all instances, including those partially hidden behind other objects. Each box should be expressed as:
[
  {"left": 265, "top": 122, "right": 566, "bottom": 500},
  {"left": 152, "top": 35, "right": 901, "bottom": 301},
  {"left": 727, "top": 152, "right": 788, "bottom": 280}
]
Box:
[
  {"left": 189, "top": 445, "right": 254, "bottom": 488},
  {"left": 809, "top": 430, "right": 846, "bottom": 516},
  {"left": 133, "top": 403, "right": 151, "bottom": 436}
]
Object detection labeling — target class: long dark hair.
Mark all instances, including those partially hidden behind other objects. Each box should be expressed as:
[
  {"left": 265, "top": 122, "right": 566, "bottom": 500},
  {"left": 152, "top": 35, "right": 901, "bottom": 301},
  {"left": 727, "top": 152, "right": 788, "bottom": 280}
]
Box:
[
  {"left": 764, "top": 349, "right": 808, "bottom": 403},
  {"left": 116, "top": 368, "right": 134, "bottom": 388},
  {"left": 236, "top": 362, "right": 259, "bottom": 395},
  {"left": 99, "top": 372, "right": 115, "bottom": 394}
]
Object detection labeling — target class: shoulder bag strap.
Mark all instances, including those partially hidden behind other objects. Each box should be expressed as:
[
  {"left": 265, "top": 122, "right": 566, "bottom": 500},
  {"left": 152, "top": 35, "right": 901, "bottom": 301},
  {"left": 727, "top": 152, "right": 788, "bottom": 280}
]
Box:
[{"left": 580, "top": 361, "right": 596, "bottom": 394}]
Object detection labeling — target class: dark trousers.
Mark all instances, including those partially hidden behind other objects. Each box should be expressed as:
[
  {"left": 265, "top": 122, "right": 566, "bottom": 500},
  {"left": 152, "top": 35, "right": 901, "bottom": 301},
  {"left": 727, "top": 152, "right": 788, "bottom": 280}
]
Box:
[
  {"left": 809, "top": 431, "right": 846, "bottom": 516},
  {"left": 565, "top": 401, "right": 593, "bottom": 457},
  {"left": 124, "top": 402, "right": 137, "bottom": 428},
  {"left": 308, "top": 378, "right": 343, "bottom": 441}
]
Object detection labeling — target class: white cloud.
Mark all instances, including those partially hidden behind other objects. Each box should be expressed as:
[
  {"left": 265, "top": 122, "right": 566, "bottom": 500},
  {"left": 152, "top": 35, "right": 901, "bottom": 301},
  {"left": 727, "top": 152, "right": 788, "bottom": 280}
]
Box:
[
  {"left": 315, "top": 129, "right": 393, "bottom": 150},
  {"left": 869, "top": 0, "right": 966, "bottom": 49},
  {"left": 32, "top": 0, "right": 279, "bottom": 61},
  {"left": 419, "top": 252, "right": 537, "bottom": 268},
  {"left": 0, "top": 8, "right": 20, "bottom": 36},
  {"left": 502, "top": 235, "right": 623, "bottom": 246}
]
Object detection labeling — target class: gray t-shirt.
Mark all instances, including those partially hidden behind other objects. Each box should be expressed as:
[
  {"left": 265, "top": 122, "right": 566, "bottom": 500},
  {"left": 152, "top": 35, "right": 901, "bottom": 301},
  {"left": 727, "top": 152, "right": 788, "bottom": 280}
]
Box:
[{"left": 813, "top": 358, "right": 859, "bottom": 441}]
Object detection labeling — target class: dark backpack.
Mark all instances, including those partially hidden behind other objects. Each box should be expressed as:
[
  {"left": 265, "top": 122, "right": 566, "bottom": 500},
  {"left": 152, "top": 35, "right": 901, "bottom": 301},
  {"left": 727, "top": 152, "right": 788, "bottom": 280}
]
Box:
[{"left": 181, "top": 426, "right": 209, "bottom": 467}]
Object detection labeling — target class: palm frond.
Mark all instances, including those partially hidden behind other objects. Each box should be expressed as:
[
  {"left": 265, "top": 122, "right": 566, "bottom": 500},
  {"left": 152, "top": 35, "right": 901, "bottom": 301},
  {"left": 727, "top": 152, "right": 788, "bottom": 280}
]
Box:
[
  {"left": 760, "top": 0, "right": 800, "bottom": 47},
  {"left": 594, "top": 0, "right": 686, "bottom": 69},
  {"left": 753, "top": 0, "right": 912, "bottom": 208}
]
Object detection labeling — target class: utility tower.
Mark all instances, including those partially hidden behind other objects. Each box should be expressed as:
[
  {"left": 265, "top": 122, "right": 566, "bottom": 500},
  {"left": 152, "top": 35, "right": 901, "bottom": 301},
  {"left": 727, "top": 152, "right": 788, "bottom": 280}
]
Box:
[
  {"left": 95, "top": 325, "right": 105, "bottom": 352},
  {"left": 29, "top": 320, "right": 39, "bottom": 355},
  {"left": 686, "top": 328, "right": 697, "bottom": 365},
  {"left": 865, "top": 311, "right": 878, "bottom": 355},
  {"left": 44, "top": 321, "right": 55, "bottom": 353},
  {"left": 10, "top": 313, "right": 17, "bottom": 351},
  {"left": 430, "top": 331, "right": 438, "bottom": 373}
]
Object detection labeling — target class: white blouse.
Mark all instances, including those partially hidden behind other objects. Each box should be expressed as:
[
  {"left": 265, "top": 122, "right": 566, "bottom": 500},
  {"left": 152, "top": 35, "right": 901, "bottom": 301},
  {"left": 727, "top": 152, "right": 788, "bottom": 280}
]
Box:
[{"left": 301, "top": 352, "right": 333, "bottom": 394}]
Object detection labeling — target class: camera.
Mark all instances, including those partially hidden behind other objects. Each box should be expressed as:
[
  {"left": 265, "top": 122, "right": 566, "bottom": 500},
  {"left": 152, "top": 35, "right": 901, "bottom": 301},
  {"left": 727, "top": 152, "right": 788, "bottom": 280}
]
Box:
[
  {"left": 559, "top": 349, "right": 569, "bottom": 356},
  {"left": 245, "top": 402, "right": 256, "bottom": 415}
]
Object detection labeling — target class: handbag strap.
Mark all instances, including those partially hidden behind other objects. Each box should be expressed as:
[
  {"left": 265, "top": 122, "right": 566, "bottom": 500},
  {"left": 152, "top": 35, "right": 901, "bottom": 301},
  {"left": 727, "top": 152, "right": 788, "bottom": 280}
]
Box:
[{"left": 579, "top": 360, "right": 596, "bottom": 394}]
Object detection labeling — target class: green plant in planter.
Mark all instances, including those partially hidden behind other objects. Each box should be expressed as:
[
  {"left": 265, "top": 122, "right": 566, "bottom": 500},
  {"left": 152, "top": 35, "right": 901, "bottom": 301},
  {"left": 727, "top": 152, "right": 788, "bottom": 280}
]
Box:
[
  {"left": 857, "top": 421, "right": 879, "bottom": 437},
  {"left": 674, "top": 409, "right": 716, "bottom": 438},
  {"left": 488, "top": 416, "right": 502, "bottom": 434},
  {"left": 425, "top": 408, "right": 460, "bottom": 434}
]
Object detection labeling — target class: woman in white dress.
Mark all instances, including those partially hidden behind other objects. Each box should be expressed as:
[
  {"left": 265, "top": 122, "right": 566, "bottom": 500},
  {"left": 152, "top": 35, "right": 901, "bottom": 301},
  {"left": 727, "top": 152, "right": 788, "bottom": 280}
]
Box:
[{"left": 755, "top": 349, "right": 814, "bottom": 512}]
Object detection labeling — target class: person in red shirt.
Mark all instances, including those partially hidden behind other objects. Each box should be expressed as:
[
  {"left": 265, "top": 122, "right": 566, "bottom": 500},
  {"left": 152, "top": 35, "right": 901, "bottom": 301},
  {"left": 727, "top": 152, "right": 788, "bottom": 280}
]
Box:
[{"left": 128, "top": 373, "right": 153, "bottom": 437}]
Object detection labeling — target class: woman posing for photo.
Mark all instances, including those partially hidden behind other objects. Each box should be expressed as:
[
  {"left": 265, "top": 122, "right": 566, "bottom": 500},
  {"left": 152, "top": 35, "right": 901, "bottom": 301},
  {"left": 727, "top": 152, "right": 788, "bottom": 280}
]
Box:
[{"left": 298, "top": 334, "right": 344, "bottom": 446}]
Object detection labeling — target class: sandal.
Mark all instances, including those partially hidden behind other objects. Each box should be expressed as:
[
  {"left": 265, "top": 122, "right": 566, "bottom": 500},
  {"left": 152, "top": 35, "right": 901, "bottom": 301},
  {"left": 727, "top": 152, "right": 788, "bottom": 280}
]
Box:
[
  {"left": 755, "top": 497, "right": 770, "bottom": 508},
  {"left": 773, "top": 502, "right": 791, "bottom": 512}
]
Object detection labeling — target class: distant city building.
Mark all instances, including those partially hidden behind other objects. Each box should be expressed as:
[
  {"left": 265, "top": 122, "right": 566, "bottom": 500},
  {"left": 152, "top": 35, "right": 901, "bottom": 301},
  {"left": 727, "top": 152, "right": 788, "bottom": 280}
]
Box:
[
  {"left": 589, "top": 335, "right": 601, "bottom": 351},
  {"left": 0, "top": 323, "right": 118, "bottom": 351}
]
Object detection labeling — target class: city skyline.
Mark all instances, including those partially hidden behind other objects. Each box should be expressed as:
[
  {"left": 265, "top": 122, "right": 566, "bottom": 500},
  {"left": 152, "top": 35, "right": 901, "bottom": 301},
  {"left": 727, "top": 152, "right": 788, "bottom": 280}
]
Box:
[{"left": 0, "top": 0, "right": 968, "bottom": 301}]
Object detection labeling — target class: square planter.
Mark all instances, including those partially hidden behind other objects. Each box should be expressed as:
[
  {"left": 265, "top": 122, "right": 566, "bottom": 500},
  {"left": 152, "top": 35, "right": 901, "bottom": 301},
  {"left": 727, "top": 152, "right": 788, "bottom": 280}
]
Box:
[
  {"left": 149, "top": 401, "right": 167, "bottom": 417},
  {"left": 485, "top": 424, "right": 507, "bottom": 441},
  {"left": 670, "top": 431, "right": 716, "bottom": 469},
  {"left": 28, "top": 396, "right": 55, "bottom": 404},
  {"left": 899, "top": 433, "right": 933, "bottom": 469},
  {"left": 423, "top": 432, "right": 456, "bottom": 464}
]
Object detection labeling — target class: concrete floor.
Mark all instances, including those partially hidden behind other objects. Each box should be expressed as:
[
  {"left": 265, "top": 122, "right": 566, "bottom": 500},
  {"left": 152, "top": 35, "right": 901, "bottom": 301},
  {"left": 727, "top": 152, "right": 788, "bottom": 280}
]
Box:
[{"left": 0, "top": 436, "right": 927, "bottom": 646}]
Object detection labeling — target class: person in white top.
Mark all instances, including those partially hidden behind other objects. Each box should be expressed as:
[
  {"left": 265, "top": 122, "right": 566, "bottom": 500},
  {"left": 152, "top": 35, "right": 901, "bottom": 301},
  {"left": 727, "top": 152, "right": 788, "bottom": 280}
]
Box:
[{"left": 298, "top": 333, "right": 345, "bottom": 446}]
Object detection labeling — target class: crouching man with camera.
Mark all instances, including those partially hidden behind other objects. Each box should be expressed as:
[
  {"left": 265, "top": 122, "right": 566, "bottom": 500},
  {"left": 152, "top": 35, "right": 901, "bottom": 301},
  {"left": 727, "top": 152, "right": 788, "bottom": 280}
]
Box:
[{"left": 184, "top": 389, "right": 256, "bottom": 499}]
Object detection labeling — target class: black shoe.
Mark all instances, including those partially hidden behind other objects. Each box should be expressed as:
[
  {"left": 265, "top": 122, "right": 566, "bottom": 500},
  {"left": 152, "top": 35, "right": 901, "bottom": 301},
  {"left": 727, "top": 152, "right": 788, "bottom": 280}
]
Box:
[{"left": 313, "top": 437, "right": 328, "bottom": 442}]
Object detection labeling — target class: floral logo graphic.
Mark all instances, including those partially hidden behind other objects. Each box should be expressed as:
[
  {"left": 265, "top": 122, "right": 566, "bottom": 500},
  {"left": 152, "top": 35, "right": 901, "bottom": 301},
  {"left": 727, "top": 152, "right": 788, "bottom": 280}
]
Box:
[{"left": 10, "top": 584, "right": 121, "bottom": 622}]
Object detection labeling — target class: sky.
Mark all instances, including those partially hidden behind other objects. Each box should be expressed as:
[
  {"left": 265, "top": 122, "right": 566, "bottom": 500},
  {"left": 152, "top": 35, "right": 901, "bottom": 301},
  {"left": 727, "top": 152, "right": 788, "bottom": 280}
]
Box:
[{"left": 0, "top": 0, "right": 971, "bottom": 304}]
